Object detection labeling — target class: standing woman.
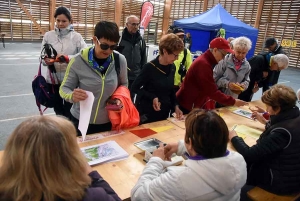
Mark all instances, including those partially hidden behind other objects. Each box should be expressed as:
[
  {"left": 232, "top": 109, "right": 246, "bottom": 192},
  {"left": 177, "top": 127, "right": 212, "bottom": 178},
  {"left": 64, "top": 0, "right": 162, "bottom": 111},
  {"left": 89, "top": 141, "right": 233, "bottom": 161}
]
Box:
[
  {"left": 41, "top": 6, "right": 87, "bottom": 118},
  {"left": 131, "top": 33, "right": 183, "bottom": 123},
  {"left": 213, "top": 36, "right": 252, "bottom": 100},
  {"left": 60, "top": 21, "right": 128, "bottom": 135}
]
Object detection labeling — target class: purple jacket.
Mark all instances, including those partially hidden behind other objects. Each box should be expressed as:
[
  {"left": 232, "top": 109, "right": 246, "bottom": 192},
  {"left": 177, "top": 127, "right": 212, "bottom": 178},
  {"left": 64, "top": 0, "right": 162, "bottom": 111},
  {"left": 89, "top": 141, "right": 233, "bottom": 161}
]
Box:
[{"left": 82, "top": 171, "right": 122, "bottom": 201}]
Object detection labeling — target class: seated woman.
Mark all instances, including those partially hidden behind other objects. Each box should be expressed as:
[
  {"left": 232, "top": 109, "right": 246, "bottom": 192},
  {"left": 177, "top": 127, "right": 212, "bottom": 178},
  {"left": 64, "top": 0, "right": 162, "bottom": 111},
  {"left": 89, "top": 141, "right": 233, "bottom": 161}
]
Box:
[
  {"left": 60, "top": 21, "right": 128, "bottom": 135},
  {"left": 0, "top": 116, "right": 121, "bottom": 201},
  {"left": 230, "top": 84, "right": 300, "bottom": 198},
  {"left": 213, "top": 36, "right": 252, "bottom": 99},
  {"left": 131, "top": 109, "right": 247, "bottom": 201},
  {"left": 131, "top": 33, "right": 184, "bottom": 124}
]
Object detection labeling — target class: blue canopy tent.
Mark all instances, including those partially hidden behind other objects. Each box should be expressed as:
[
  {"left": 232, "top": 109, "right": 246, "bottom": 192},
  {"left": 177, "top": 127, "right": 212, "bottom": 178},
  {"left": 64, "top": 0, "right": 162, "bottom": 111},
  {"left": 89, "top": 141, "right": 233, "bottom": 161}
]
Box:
[{"left": 174, "top": 4, "right": 258, "bottom": 59}]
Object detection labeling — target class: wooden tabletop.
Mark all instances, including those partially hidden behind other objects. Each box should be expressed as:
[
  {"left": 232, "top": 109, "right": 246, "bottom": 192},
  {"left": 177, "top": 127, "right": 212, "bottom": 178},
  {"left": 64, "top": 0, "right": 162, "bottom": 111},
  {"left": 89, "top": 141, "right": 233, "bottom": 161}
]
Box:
[{"left": 0, "top": 100, "right": 266, "bottom": 200}]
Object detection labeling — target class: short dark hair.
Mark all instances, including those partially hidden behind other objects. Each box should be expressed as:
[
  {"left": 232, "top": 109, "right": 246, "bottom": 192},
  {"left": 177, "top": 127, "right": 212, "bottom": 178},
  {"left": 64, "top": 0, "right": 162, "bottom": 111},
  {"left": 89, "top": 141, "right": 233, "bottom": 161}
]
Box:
[
  {"left": 54, "top": 6, "right": 72, "bottom": 22},
  {"left": 264, "top": 38, "right": 277, "bottom": 48},
  {"left": 94, "top": 21, "right": 120, "bottom": 43},
  {"left": 184, "top": 109, "right": 229, "bottom": 158}
]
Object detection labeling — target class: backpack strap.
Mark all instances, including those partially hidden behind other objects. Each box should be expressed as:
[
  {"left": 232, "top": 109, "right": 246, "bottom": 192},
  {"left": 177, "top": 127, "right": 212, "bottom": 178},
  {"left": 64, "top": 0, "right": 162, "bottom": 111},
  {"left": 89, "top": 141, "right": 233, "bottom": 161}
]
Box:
[
  {"left": 181, "top": 48, "right": 187, "bottom": 65},
  {"left": 113, "top": 52, "right": 120, "bottom": 86}
]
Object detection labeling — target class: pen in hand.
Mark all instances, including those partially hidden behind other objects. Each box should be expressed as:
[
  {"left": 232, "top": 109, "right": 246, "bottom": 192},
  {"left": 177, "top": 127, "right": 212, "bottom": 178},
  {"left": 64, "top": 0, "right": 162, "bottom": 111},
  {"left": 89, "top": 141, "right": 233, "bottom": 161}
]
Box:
[{"left": 231, "top": 125, "right": 237, "bottom": 131}]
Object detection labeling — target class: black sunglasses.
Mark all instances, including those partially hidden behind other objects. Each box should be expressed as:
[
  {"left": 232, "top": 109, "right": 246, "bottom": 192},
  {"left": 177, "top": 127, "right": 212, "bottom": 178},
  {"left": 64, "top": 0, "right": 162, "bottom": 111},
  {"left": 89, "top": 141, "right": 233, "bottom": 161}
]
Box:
[{"left": 96, "top": 38, "right": 118, "bottom": 50}]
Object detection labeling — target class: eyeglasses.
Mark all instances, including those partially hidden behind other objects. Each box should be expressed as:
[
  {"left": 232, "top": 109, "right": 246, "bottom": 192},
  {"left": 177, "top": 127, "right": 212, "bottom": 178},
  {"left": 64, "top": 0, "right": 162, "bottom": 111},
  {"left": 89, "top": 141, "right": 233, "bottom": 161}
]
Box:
[
  {"left": 128, "top": 23, "right": 140, "bottom": 27},
  {"left": 218, "top": 49, "right": 227, "bottom": 58},
  {"left": 171, "top": 52, "right": 179, "bottom": 58},
  {"left": 96, "top": 38, "right": 118, "bottom": 50}
]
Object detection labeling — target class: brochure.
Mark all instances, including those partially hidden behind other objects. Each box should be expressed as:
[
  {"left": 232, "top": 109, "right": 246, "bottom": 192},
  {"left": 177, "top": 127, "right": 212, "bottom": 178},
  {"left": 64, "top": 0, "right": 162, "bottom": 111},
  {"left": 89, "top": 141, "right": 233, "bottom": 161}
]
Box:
[{"left": 81, "top": 141, "right": 129, "bottom": 165}]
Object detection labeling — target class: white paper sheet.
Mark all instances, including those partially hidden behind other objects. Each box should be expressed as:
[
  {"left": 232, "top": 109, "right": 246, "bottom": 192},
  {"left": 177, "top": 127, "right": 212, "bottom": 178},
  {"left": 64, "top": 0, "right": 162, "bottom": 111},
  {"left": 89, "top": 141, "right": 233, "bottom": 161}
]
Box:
[{"left": 79, "top": 91, "right": 94, "bottom": 141}]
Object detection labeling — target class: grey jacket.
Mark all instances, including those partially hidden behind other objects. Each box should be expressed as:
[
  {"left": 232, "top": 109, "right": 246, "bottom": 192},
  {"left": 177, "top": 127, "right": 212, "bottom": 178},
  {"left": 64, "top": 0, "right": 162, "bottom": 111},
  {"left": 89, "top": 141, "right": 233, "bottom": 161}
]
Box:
[
  {"left": 41, "top": 27, "right": 87, "bottom": 84},
  {"left": 118, "top": 28, "right": 147, "bottom": 81},
  {"left": 60, "top": 47, "right": 128, "bottom": 124},
  {"left": 213, "top": 54, "right": 251, "bottom": 98}
]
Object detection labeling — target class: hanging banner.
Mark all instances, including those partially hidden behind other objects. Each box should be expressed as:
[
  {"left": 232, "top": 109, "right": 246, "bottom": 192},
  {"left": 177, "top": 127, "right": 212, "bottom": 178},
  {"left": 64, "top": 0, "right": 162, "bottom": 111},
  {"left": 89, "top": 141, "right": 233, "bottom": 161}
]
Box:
[{"left": 140, "top": 1, "right": 154, "bottom": 29}]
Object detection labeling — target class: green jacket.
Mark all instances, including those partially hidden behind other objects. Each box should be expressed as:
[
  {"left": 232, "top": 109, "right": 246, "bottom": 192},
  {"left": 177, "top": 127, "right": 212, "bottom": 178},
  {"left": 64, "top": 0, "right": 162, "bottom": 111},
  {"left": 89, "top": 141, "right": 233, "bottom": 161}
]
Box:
[{"left": 173, "top": 48, "right": 193, "bottom": 86}]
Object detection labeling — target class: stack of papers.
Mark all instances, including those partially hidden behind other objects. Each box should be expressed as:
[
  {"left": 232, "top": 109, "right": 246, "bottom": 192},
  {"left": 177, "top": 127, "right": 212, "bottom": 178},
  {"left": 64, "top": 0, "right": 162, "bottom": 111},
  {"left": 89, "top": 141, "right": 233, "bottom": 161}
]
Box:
[{"left": 81, "top": 141, "right": 129, "bottom": 165}]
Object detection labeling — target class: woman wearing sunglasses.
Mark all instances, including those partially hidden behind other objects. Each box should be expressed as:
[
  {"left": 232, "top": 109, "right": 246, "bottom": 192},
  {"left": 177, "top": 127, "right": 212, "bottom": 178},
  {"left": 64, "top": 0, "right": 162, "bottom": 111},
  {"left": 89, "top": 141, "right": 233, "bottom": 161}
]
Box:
[{"left": 60, "top": 21, "right": 128, "bottom": 135}]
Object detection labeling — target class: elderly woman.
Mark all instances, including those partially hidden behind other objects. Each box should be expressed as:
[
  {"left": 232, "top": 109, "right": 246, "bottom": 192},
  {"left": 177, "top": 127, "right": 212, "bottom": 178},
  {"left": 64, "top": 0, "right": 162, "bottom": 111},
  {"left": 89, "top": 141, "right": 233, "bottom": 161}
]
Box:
[
  {"left": 131, "top": 33, "right": 184, "bottom": 123},
  {"left": 131, "top": 109, "right": 247, "bottom": 201},
  {"left": 230, "top": 84, "right": 300, "bottom": 199},
  {"left": 213, "top": 36, "right": 252, "bottom": 100}
]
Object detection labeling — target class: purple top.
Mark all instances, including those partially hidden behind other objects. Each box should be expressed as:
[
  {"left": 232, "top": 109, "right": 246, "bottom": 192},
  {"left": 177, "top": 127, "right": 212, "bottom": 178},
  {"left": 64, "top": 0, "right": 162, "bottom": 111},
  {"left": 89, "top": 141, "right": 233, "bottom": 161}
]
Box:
[{"left": 186, "top": 150, "right": 230, "bottom": 161}]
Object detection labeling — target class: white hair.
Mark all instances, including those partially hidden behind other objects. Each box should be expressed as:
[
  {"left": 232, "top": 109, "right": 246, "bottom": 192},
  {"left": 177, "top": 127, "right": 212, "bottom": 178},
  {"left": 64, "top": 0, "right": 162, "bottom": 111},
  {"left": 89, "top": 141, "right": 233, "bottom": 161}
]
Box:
[
  {"left": 232, "top": 36, "right": 252, "bottom": 51},
  {"left": 273, "top": 54, "right": 289, "bottom": 69},
  {"left": 297, "top": 89, "right": 300, "bottom": 100},
  {"left": 126, "top": 15, "right": 139, "bottom": 23}
]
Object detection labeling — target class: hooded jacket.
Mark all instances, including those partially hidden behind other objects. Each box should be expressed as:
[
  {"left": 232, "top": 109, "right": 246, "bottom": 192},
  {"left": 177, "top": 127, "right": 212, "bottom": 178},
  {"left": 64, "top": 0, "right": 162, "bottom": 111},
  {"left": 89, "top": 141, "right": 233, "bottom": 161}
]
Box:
[
  {"left": 41, "top": 26, "right": 87, "bottom": 84},
  {"left": 118, "top": 28, "right": 147, "bottom": 81},
  {"left": 131, "top": 140, "right": 247, "bottom": 201},
  {"left": 59, "top": 47, "right": 128, "bottom": 124},
  {"left": 108, "top": 86, "right": 140, "bottom": 131}
]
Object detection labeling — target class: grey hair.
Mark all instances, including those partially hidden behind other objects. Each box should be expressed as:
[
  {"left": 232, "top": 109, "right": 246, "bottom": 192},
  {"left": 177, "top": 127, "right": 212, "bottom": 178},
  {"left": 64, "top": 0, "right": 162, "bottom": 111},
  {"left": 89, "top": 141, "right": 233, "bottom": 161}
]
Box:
[
  {"left": 273, "top": 54, "right": 289, "bottom": 69},
  {"left": 232, "top": 36, "right": 252, "bottom": 51},
  {"left": 126, "top": 15, "right": 139, "bottom": 23},
  {"left": 297, "top": 89, "right": 300, "bottom": 100}
]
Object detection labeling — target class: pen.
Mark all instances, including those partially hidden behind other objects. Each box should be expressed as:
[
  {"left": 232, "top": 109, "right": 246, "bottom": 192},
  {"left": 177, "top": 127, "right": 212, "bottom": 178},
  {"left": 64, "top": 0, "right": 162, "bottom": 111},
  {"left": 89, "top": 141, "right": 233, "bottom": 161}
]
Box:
[{"left": 231, "top": 125, "right": 237, "bottom": 131}]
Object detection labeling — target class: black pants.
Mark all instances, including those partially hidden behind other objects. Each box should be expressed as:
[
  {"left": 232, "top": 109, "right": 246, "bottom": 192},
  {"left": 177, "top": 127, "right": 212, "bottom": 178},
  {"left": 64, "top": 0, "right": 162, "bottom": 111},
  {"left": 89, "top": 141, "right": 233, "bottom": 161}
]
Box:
[
  {"left": 48, "top": 83, "right": 72, "bottom": 119},
  {"left": 70, "top": 115, "right": 112, "bottom": 136},
  {"left": 238, "top": 87, "right": 254, "bottom": 102}
]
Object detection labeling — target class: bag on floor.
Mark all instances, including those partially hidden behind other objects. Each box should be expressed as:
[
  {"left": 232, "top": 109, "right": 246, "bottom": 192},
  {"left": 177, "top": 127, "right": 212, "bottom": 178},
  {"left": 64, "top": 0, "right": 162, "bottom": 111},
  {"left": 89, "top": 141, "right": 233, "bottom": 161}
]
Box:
[{"left": 32, "top": 61, "right": 56, "bottom": 115}]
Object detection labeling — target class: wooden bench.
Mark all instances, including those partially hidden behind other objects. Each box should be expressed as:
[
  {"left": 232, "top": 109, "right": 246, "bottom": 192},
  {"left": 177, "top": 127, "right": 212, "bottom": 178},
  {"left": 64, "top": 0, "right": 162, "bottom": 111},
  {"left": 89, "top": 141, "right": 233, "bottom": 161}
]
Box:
[
  {"left": 1, "top": 32, "right": 6, "bottom": 48},
  {"left": 247, "top": 187, "right": 300, "bottom": 201}
]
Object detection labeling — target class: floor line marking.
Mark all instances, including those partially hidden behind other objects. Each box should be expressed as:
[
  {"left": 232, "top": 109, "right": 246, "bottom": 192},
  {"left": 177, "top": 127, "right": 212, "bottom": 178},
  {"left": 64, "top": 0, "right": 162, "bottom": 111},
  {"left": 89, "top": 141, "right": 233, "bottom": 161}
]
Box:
[
  {"left": 0, "top": 113, "right": 55, "bottom": 122},
  {"left": 0, "top": 93, "right": 33, "bottom": 98}
]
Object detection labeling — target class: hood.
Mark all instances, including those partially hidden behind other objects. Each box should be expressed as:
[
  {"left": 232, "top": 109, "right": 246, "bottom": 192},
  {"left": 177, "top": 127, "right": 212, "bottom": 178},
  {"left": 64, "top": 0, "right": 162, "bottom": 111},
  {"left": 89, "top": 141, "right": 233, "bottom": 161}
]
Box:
[
  {"left": 55, "top": 24, "right": 74, "bottom": 36},
  {"left": 185, "top": 151, "right": 247, "bottom": 195}
]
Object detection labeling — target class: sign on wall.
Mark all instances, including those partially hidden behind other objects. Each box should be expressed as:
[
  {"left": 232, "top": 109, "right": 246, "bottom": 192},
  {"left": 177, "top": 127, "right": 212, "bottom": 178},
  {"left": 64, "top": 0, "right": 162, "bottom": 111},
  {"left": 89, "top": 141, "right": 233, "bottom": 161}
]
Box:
[{"left": 281, "top": 39, "right": 297, "bottom": 47}]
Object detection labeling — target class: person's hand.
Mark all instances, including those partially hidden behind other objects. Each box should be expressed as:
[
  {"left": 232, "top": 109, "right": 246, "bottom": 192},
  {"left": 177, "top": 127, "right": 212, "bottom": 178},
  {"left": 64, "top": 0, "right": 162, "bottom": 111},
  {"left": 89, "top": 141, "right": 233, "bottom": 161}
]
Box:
[
  {"left": 44, "top": 57, "right": 54, "bottom": 66},
  {"left": 152, "top": 143, "right": 165, "bottom": 160},
  {"left": 229, "top": 130, "right": 238, "bottom": 140},
  {"left": 249, "top": 105, "right": 265, "bottom": 113},
  {"left": 234, "top": 99, "right": 248, "bottom": 107},
  {"left": 72, "top": 88, "right": 88, "bottom": 102},
  {"left": 229, "top": 82, "right": 244, "bottom": 91},
  {"left": 56, "top": 54, "right": 69, "bottom": 63},
  {"left": 153, "top": 98, "right": 161, "bottom": 111},
  {"left": 174, "top": 105, "right": 183, "bottom": 120},
  {"left": 263, "top": 71, "right": 268, "bottom": 78},
  {"left": 164, "top": 142, "right": 179, "bottom": 161},
  {"left": 252, "top": 86, "right": 259, "bottom": 93},
  {"left": 251, "top": 111, "right": 268, "bottom": 125}
]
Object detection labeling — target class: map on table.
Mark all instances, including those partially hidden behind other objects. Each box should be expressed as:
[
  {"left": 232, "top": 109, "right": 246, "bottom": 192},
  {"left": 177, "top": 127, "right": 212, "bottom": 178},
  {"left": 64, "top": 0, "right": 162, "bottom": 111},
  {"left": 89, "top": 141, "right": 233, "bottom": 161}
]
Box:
[
  {"left": 77, "top": 130, "right": 125, "bottom": 143},
  {"left": 232, "top": 109, "right": 253, "bottom": 119},
  {"left": 81, "top": 141, "right": 129, "bottom": 165}
]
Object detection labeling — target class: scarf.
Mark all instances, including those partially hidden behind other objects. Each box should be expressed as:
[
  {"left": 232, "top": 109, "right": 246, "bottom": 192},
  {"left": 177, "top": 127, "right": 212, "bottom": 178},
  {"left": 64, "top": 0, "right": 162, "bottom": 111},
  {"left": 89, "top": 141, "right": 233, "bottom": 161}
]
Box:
[
  {"left": 232, "top": 54, "right": 245, "bottom": 70},
  {"left": 88, "top": 47, "right": 112, "bottom": 74}
]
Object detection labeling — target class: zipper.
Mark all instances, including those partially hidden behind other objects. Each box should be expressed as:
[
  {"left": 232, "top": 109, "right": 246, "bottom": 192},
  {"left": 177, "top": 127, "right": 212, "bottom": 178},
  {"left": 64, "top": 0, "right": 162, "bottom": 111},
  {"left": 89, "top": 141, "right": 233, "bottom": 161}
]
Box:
[
  {"left": 92, "top": 55, "right": 114, "bottom": 123},
  {"left": 269, "top": 168, "right": 274, "bottom": 186}
]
